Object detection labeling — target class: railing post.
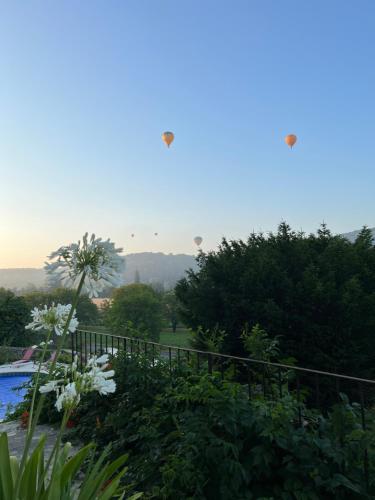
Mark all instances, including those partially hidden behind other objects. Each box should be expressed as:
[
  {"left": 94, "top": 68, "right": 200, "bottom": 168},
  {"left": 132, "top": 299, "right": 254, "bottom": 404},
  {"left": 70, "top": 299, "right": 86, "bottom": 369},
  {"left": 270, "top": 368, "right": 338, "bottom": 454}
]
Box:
[
  {"left": 71, "top": 331, "right": 75, "bottom": 364},
  {"left": 296, "top": 374, "right": 302, "bottom": 427},
  {"left": 208, "top": 353, "right": 213, "bottom": 374},
  {"left": 278, "top": 368, "right": 282, "bottom": 398},
  {"left": 359, "top": 383, "right": 369, "bottom": 491}
]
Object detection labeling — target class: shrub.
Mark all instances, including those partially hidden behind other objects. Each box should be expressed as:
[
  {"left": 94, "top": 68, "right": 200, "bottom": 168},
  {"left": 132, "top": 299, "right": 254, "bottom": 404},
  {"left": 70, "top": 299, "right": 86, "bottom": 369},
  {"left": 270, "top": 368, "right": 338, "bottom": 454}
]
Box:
[
  {"left": 46, "top": 352, "right": 375, "bottom": 499},
  {"left": 0, "top": 288, "right": 31, "bottom": 346}
]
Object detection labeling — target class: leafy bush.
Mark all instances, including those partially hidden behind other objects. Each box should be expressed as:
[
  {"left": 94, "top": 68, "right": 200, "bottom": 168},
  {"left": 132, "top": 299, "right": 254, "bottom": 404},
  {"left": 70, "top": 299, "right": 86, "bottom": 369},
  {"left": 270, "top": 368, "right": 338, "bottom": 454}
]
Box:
[
  {"left": 42, "top": 352, "right": 374, "bottom": 499},
  {"left": 0, "top": 289, "right": 32, "bottom": 346},
  {"left": 0, "top": 344, "right": 19, "bottom": 364},
  {"left": 190, "top": 324, "right": 226, "bottom": 352}
]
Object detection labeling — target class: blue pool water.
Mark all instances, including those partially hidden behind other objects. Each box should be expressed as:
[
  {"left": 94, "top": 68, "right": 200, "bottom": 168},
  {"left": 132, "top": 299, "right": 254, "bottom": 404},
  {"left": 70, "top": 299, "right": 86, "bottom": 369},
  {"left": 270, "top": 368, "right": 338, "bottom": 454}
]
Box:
[{"left": 0, "top": 375, "right": 30, "bottom": 420}]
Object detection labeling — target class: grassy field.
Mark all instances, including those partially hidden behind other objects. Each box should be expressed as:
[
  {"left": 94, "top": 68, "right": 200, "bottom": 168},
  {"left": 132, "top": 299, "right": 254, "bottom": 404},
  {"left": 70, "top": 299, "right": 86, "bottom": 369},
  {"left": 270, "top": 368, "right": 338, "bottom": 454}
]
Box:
[
  {"left": 159, "top": 328, "right": 192, "bottom": 348},
  {"left": 80, "top": 325, "right": 193, "bottom": 348}
]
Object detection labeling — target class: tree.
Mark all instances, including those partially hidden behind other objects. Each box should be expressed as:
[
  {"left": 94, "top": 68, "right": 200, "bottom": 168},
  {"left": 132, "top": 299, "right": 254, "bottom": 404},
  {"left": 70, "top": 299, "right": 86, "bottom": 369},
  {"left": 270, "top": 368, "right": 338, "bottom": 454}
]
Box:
[
  {"left": 23, "top": 288, "right": 99, "bottom": 325},
  {"left": 107, "top": 284, "right": 163, "bottom": 341},
  {"left": 175, "top": 223, "right": 375, "bottom": 378},
  {"left": 0, "top": 288, "right": 32, "bottom": 346},
  {"left": 162, "top": 290, "right": 179, "bottom": 332}
]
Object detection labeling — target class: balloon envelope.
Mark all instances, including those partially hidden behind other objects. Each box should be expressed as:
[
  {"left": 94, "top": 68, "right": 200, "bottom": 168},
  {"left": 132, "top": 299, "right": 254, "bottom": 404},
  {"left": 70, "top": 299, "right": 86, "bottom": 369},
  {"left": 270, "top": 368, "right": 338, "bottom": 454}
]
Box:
[
  {"left": 194, "top": 236, "right": 203, "bottom": 246},
  {"left": 162, "top": 131, "right": 174, "bottom": 148},
  {"left": 285, "top": 134, "right": 297, "bottom": 148}
]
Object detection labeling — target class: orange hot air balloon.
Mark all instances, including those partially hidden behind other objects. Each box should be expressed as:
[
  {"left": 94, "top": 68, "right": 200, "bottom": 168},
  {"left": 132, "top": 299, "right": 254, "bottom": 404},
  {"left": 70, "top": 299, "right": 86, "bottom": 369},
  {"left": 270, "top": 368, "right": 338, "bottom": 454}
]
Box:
[
  {"left": 194, "top": 236, "right": 203, "bottom": 246},
  {"left": 285, "top": 134, "right": 297, "bottom": 149},
  {"left": 162, "top": 131, "right": 174, "bottom": 148}
]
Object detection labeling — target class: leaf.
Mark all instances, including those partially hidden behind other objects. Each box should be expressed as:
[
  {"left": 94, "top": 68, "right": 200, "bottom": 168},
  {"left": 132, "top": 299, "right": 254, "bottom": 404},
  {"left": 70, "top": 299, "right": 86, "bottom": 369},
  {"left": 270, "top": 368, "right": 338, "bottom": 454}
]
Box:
[
  {"left": 60, "top": 444, "right": 94, "bottom": 486},
  {"left": 0, "top": 433, "right": 14, "bottom": 500},
  {"left": 19, "top": 434, "right": 46, "bottom": 500}
]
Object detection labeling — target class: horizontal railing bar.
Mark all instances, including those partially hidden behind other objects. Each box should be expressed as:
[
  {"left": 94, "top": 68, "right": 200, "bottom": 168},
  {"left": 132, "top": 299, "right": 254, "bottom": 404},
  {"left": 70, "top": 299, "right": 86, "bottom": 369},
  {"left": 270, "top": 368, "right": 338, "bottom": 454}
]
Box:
[{"left": 77, "top": 329, "right": 375, "bottom": 385}]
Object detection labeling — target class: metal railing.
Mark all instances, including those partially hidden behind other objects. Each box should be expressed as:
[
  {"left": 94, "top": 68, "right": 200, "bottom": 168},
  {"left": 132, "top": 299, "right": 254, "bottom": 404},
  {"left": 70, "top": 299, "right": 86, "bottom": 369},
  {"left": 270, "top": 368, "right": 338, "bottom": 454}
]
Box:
[{"left": 72, "top": 329, "right": 375, "bottom": 489}]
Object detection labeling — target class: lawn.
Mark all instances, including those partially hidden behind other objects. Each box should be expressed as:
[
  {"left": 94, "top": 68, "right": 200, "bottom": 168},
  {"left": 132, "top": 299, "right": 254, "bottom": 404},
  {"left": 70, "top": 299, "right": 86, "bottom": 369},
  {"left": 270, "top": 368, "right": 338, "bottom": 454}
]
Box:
[
  {"left": 159, "top": 328, "right": 192, "bottom": 348},
  {"left": 80, "top": 325, "right": 193, "bottom": 348}
]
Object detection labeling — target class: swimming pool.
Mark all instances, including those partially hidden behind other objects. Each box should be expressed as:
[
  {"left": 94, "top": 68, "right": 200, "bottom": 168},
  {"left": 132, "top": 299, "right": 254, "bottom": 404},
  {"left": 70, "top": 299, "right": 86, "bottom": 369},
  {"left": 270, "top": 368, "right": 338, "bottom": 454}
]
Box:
[{"left": 0, "top": 374, "right": 31, "bottom": 420}]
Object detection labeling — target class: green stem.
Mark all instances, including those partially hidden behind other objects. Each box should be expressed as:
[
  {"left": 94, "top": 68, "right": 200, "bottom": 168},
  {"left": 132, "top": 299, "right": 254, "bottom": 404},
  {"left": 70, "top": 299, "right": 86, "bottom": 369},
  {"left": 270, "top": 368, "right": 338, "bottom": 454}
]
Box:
[
  {"left": 15, "top": 272, "right": 86, "bottom": 497},
  {"left": 26, "top": 330, "right": 53, "bottom": 436}
]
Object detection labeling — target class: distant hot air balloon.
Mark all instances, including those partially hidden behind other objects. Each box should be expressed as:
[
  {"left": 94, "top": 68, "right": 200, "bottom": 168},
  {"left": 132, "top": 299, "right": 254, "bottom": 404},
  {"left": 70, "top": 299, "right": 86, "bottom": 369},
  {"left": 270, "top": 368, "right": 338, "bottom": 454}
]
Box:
[
  {"left": 285, "top": 134, "right": 297, "bottom": 149},
  {"left": 194, "top": 236, "right": 203, "bottom": 247},
  {"left": 162, "top": 131, "right": 174, "bottom": 148},
  {"left": 131, "top": 234, "right": 135, "bottom": 238},
  {"left": 154, "top": 232, "right": 158, "bottom": 236}
]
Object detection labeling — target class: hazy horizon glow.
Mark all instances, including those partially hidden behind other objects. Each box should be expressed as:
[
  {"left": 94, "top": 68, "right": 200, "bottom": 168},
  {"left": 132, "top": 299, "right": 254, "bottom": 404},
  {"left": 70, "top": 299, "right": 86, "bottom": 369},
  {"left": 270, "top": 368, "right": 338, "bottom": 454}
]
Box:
[{"left": 1, "top": 1, "right": 375, "bottom": 267}]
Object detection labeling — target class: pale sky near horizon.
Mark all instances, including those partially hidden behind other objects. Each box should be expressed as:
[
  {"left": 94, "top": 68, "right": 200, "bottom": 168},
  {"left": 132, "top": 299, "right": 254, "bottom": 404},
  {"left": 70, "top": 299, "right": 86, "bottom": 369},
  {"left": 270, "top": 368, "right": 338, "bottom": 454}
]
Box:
[{"left": 1, "top": 1, "right": 375, "bottom": 268}]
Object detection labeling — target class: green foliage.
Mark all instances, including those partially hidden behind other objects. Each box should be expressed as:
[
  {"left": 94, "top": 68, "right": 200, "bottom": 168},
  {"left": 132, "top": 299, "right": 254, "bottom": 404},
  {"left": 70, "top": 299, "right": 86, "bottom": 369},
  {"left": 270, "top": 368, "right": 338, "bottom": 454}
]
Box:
[
  {"left": 106, "top": 284, "right": 163, "bottom": 342},
  {"left": 23, "top": 288, "right": 99, "bottom": 325},
  {"left": 0, "top": 343, "right": 18, "bottom": 364},
  {"left": 0, "top": 288, "right": 32, "bottom": 346},
  {"left": 0, "top": 432, "right": 139, "bottom": 500},
  {"left": 176, "top": 223, "right": 375, "bottom": 378},
  {"left": 54, "top": 353, "right": 374, "bottom": 499},
  {"left": 190, "top": 324, "right": 226, "bottom": 352},
  {"left": 241, "top": 324, "right": 280, "bottom": 362}
]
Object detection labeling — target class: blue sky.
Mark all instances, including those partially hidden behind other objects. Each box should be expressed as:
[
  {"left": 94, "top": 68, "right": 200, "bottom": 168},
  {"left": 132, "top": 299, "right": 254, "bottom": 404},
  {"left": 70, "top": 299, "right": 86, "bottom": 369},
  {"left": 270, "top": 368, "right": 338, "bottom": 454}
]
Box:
[{"left": 1, "top": 1, "right": 374, "bottom": 266}]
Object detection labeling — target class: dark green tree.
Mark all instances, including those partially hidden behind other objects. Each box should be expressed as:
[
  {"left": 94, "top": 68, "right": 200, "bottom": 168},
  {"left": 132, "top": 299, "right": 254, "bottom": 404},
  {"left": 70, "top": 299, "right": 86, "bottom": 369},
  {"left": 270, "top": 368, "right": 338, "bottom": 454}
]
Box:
[
  {"left": 107, "top": 284, "right": 163, "bottom": 341},
  {"left": 176, "top": 223, "right": 375, "bottom": 378},
  {"left": 0, "top": 288, "right": 32, "bottom": 346}
]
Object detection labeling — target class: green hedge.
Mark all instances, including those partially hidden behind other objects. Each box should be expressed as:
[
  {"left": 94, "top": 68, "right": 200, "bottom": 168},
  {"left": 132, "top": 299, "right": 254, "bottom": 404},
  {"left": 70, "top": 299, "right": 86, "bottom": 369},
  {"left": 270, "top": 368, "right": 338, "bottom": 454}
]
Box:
[{"left": 44, "top": 352, "right": 375, "bottom": 499}]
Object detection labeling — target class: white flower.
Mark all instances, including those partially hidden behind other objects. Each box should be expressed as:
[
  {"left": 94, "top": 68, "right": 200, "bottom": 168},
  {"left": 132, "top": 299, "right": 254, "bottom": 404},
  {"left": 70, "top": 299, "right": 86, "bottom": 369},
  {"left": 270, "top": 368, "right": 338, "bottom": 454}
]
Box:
[
  {"left": 45, "top": 233, "right": 125, "bottom": 297},
  {"left": 39, "top": 380, "right": 61, "bottom": 394},
  {"left": 55, "top": 382, "right": 80, "bottom": 412},
  {"left": 96, "top": 354, "right": 110, "bottom": 364},
  {"left": 44, "top": 353, "right": 116, "bottom": 412},
  {"left": 94, "top": 378, "right": 116, "bottom": 395},
  {"left": 26, "top": 303, "right": 79, "bottom": 336}
]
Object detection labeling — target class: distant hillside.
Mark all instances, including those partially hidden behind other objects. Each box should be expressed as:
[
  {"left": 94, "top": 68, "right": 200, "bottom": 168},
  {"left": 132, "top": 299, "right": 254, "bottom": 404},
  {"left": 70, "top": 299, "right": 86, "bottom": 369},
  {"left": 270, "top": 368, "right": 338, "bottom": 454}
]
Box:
[
  {"left": 0, "top": 252, "right": 198, "bottom": 291},
  {"left": 341, "top": 227, "right": 375, "bottom": 243},
  {"left": 0, "top": 268, "right": 46, "bottom": 291},
  {"left": 124, "top": 252, "right": 197, "bottom": 289}
]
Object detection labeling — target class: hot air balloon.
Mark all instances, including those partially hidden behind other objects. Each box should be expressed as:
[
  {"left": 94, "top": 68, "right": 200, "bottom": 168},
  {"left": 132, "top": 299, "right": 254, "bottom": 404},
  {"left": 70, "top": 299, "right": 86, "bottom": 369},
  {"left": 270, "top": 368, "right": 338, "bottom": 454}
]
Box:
[
  {"left": 194, "top": 236, "right": 203, "bottom": 246},
  {"left": 285, "top": 134, "right": 297, "bottom": 149},
  {"left": 154, "top": 232, "right": 158, "bottom": 236},
  {"left": 162, "top": 131, "right": 174, "bottom": 148},
  {"left": 131, "top": 234, "right": 135, "bottom": 238}
]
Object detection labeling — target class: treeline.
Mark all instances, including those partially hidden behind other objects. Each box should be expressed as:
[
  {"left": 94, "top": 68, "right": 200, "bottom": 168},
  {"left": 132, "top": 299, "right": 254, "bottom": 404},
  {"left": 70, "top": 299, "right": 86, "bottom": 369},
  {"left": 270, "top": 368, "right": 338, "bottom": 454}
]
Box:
[
  {"left": 0, "top": 288, "right": 99, "bottom": 346},
  {"left": 176, "top": 223, "right": 375, "bottom": 379},
  {"left": 0, "top": 284, "right": 180, "bottom": 347}
]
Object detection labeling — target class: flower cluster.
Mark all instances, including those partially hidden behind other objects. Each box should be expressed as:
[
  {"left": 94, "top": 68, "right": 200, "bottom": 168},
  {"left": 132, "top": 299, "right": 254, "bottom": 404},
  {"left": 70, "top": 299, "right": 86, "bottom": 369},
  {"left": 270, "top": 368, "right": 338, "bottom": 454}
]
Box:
[
  {"left": 45, "top": 233, "right": 125, "bottom": 297},
  {"left": 39, "top": 354, "right": 116, "bottom": 412},
  {"left": 26, "top": 304, "right": 78, "bottom": 336}
]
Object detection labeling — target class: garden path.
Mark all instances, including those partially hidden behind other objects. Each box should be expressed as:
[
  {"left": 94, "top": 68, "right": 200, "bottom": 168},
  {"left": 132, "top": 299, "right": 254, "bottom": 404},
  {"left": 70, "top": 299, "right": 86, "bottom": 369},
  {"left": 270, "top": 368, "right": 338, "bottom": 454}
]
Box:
[{"left": 0, "top": 420, "right": 79, "bottom": 459}]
